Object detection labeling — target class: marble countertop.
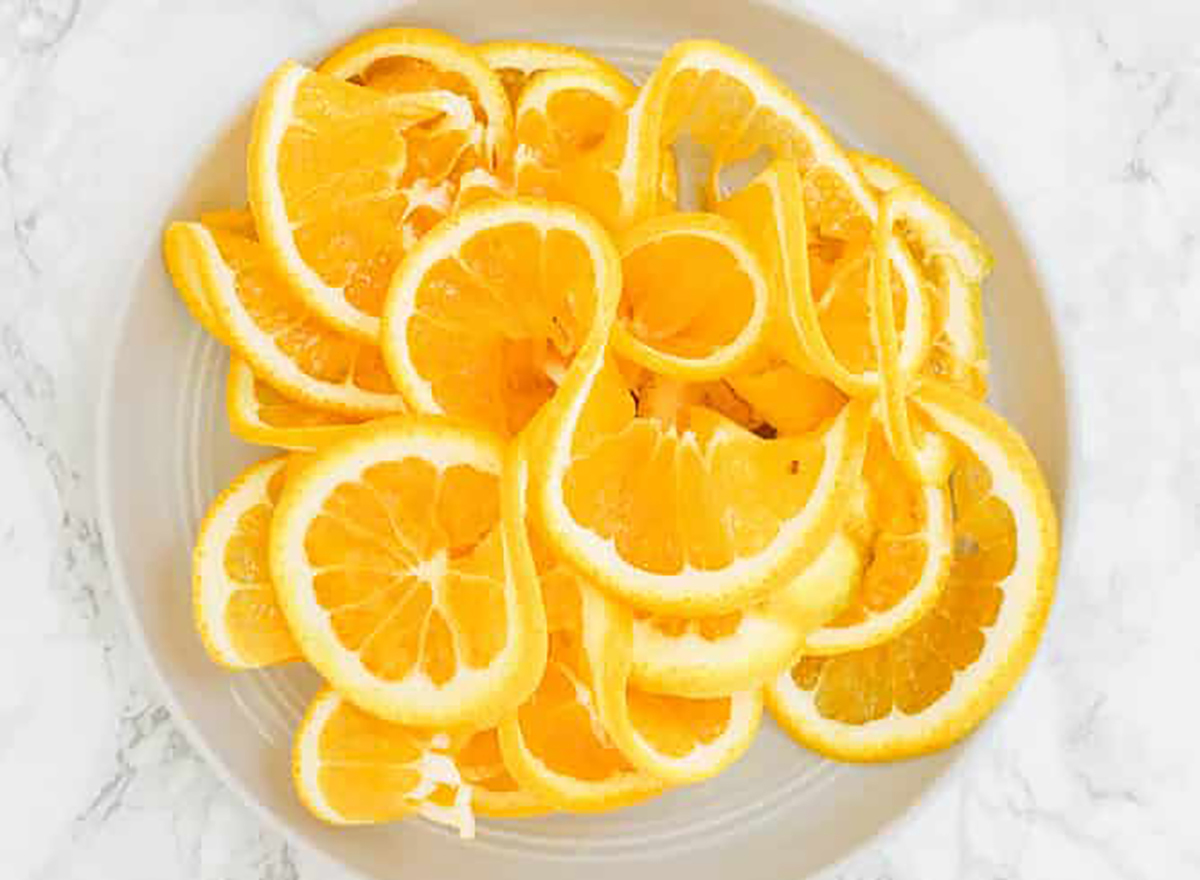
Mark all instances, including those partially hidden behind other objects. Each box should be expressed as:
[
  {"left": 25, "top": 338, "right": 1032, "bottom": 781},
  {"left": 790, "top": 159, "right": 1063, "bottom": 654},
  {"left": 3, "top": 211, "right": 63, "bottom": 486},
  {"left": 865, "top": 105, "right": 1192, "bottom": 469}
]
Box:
[{"left": 2, "top": 0, "right": 1198, "bottom": 877}]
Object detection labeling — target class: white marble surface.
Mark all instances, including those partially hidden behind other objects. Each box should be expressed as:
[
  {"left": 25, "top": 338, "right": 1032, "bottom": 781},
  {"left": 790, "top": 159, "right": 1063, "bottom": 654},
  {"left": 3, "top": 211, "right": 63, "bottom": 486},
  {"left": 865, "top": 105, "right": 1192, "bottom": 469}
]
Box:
[{"left": 1, "top": 0, "right": 1198, "bottom": 877}]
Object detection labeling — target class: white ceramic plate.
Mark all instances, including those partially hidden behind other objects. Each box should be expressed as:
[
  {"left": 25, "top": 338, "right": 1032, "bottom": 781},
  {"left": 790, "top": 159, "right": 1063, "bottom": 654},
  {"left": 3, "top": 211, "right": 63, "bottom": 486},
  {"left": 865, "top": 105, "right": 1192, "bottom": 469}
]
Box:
[{"left": 97, "top": 1, "right": 1072, "bottom": 878}]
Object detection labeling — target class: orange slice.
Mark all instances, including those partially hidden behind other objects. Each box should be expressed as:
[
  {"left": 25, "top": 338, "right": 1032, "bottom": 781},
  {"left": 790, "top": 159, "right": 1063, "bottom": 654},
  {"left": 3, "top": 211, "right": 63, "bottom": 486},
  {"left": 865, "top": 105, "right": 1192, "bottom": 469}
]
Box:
[
  {"left": 226, "top": 358, "right": 364, "bottom": 451},
  {"left": 381, "top": 197, "right": 620, "bottom": 437},
  {"left": 712, "top": 156, "right": 931, "bottom": 396},
  {"left": 631, "top": 40, "right": 875, "bottom": 242},
  {"left": 922, "top": 256, "right": 988, "bottom": 398},
  {"left": 852, "top": 153, "right": 991, "bottom": 396},
  {"left": 249, "top": 61, "right": 475, "bottom": 340},
  {"left": 767, "top": 382, "right": 1058, "bottom": 761},
  {"left": 498, "top": 435, "right": 664, "bottom": 811},
  {"left": 615, "top": 212, "right": 771, "bottom": 380},
  {"left": 454, "top": 727, "right": 549, "bottom": 818},
  {"left": 513, "top": 65, "right": 636, "bottom": 200},
  {"left": 595, "top": 601, "right": 764, "bottom": 784},
  {"left": 270, "top": 417, "right": 546, "bottom": 727},
  {"left": 803, "top": 427, "right": 952, "bottom": 654},
  {"left": 478, "top": 40, "right": 627, "bottom": 107},
  {"left": 630, "top": 532, "right": 861, "bottom": 698},
  {"left": 293, "top": 687, "right": 473, "bottom": 835},
  {"left": 192, "top": 455, "right": 300, "bottom": 669},
  {"left": 164, "top": 211, "right": 232, "bottom": 345},
  {"left": 164, "top": 213, "right": 406, "bottom": 417},
  {"left": 851, "top": 153, "right": 993, "bottom": 286},
  {"left": 536, "top": 352, "right": 869, "bottom": 615},
  {"left": 814, "top": 234, "right": 932, "bottom": 395}
]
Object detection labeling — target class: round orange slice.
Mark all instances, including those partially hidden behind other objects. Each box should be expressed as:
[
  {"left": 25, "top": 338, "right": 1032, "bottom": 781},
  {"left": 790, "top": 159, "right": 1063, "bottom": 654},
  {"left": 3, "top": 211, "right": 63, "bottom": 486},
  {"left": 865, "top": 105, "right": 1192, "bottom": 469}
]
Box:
[
  {"left": 293, "top": 687, "right": 474, "bottom": 835},
  {"left": 226, "top": 358, "right": 364, "bottom": 452},
  {"left": 536, "top": 351, "right": 870, "bottom": 615},
  {"left": 381, "top": 197, "right": 620, "bottom": 437},
  {"left": 164, "top": 213, "right": 407, "bottom": 417},
  {"left": 192, "top": 455, "right": 300, "bottom": 669},
  {"left": 269, "top": 416, "right": 546, "bottom": 728},
  {"left": 249, "top": 61, "right": 475, "bottom": 340},
  {"left": 615, "top": 212, "right": 771, "bottom": 380},
  {"left": 766, "top": 381, "right": 1058, "bottom": 761},
  {"left": 498, "top": 435, "right": 664, "bottom": 811},
  {"left": 803, "top": 427, "right": 952, "bottom": 654}
]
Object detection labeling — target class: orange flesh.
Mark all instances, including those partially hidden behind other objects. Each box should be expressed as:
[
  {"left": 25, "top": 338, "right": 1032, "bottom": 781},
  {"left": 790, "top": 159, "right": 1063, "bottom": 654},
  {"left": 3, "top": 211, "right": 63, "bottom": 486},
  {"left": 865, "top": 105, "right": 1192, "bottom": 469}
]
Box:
[
  {"left": 250, "top": 375, "right": 362, "bottom": 429},
  {"left": 456, "top": 728, "right": 523, "bottom": 793},
  {"left": 516, "top": 556, "right": 639, "bottom": 780},
  {"left": 517, "top": 87, "right": 623, "bottom": 201},
  {"left": 625, "top": 689, "right": 734, "bottom": 757},
  {"left": 792, "top": 437, "right": 1014, "bottom": 720},
  {"left": 563, "top": 361, "right": 828, "bottom": 575},
  {"left": 726, "top": 365, "right": 846, "bottom": 436},
  {"left": 817, "top": 250, "right": 908, "bottom": 379},
  {"left": 407, "top": 222, "right": 598, "bottom": 436},
  {"left": 207, "top": 217, "right": 396, "bottom": 395},
  {"left": 620, "top": 231, "right": 755, "bottom": 359},
  {"left": 314, "top": 697, "right": 435, "bottom": 820},
  {"left": 222, "top": 466, "right": 297, "bottom": 663},
  {"left": 303, "top": 457, "right": 506, "bottom": 684},
  {"left": 825, "top": 429, "right": 930, "bottom": 628},
  {"left": 279, "top": 72, "right": 484, "bottom": 319}
]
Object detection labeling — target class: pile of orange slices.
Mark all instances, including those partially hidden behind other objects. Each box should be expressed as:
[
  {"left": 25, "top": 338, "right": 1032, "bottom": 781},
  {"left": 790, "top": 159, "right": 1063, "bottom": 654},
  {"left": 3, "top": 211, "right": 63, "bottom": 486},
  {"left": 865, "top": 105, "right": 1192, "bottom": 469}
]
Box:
[{"left": 166, "top": 28, "right": 1059, "bottom": 835}]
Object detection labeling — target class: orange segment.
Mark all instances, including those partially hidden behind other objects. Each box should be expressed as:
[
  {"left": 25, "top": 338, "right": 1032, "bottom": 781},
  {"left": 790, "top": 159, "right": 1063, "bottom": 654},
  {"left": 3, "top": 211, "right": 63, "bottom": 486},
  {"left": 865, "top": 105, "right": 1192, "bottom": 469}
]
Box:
[
  {"left": 293, "top": 687, "right": 473, "bottom": 834},
  {"left": 767, "top": 382, "right": 1058, "bottom": 761},
  {"left": 193, "top": 456, "right": 300, "bottom": 669},
  {"left": 164, "top": 215, "right": 406, "bottom": 417},
  {"left": 382, "top": 198, "right": 621, "bottom": 436},
  {"left": 615, "top": 213, "right": 770, "bottom": 380},
  {"left": 270, "top": 417, "right": 546, "bottom": 727}
]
